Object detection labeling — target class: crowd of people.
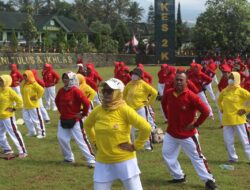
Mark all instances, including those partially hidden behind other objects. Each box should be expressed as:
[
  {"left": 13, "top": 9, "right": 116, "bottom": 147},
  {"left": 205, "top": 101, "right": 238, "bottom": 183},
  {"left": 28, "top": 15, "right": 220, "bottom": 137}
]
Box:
[{"left": 1, "top": 55, "right": 250, "bottom": 190}]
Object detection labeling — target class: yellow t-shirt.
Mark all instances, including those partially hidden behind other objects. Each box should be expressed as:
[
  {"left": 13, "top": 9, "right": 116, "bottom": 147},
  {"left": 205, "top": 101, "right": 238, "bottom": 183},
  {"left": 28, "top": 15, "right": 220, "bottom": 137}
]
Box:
[{"left": 84, "top": 104, "right": 151, "bottom": 164}]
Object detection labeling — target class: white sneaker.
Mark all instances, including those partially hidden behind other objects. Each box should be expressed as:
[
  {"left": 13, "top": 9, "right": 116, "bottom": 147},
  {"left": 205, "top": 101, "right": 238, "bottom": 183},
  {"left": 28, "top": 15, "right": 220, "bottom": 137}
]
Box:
[
  {"left": 18, "top": 153, "right": 28, "bottom": 158},
  {"left": 87, "top": 161, "right": 95, "bottom": 168},
  {"left": 3, "top": 149, "right": 14, "bottom": 155},
  {"left": 36, "top": 134, "right": 46, "bottom": 139}
]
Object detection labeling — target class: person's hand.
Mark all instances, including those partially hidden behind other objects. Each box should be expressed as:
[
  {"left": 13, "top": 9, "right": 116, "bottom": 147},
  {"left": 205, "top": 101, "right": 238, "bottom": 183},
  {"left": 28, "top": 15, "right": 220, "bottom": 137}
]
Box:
[
  {"left": 185, "top": 123, "right": 197, "bottom": 131},
  {"left": 30, "top": 96, "right": 37, "bottom": 101},
  {"left": 238, "top": 109, "right": 246, "bottom": 116},
  {"left": 5, "top": 108, "right": 15, "bottom": 112},
  {"left": 118, "top": 142, "right": 135, "bottom": 152}
]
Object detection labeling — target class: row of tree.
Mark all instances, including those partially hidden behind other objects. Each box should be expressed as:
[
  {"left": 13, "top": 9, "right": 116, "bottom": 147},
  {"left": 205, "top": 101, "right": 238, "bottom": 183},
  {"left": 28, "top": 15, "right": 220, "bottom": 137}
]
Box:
[{"left": 0, "top": 0, "right": 250, "bottom": 55}]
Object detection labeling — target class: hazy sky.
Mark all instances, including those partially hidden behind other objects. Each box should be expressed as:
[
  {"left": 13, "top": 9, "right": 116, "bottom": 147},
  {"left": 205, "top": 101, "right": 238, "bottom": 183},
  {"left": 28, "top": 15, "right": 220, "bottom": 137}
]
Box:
[
  {"left": 138, "top": 0, "right": 207, "bottom": 23},
  {"left": 2, "top": 0, "right": 249, "bottom": 23}
]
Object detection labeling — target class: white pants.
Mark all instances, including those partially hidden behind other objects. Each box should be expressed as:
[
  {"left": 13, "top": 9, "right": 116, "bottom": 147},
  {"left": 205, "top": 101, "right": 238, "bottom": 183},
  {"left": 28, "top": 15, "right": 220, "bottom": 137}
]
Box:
[
  {"left": 204, "top": 83, "right": 216, "bottom": 102},
  {"left": 45, "top": 86, "right": 57, "bottom": 110},
  {"left": 23, "top": 108, "right": 46, "bottom": 136},
  {"left": 57, "top": 121, "right": 95, "bottom": 163},
  {"left": 157, "top": 83, "right": 165, "bottom": 96},
  {"left": 223, "top": 124, "right": 250, "bottom": 161},
  {"left": 39, "top": 98, "right": 50, "bottom": 121},
  {"left": 12, "top": 86, "right": 22, "bottom": 97},
  {"left": 0, "top": 125, "right": 12, "bottom": 151},
  {"left": 0, "top": 117, "right": 27, "bottom": 154},
  {"left": 158, "top": 83, "right": 168, "bottom": 122},
  {"left": 146, "top": 106, "right": 157, "bottom": 129},
  {"left": 131, "top": 107, "right": 153, "bottom": 150},
  {"left": 198, "top": 91, "right": 213, "bottom": 117},
  {"left": 93, "top": 93, "right": 101, "bottom": 105},
  {"left": 215, "top": 91, "right": 223, "bottom": 125},
  {"left": 94, "top": 175, "right": 142, "bottom": 190},
  {"left": 162, "top": 133, "right": 214, "bottom": 182},
  {"left": 213, "top": 75, "right": 218, "bottom": 85}
]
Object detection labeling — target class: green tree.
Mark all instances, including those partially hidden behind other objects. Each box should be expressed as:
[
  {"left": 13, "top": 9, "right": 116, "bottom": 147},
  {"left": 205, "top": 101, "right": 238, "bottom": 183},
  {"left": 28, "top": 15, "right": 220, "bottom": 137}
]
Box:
[
  {"left": 90, "top": 20, "right": 112, "bottom": 35},
  {"left": 43, "top": 30, "right": 53, "bottom": 52},
  {"left": 77, "top": 34, "right": 96, "bottom": 53},
  {"left": 193, "top": 0, "right": 250, "bottom": 53},
  {"left": 127, "top": 2, "right": 144, "bottom": 24},
  {"left": 147, "top": 4, "right": 154, "bottom": 24},
  {"left": 9, "top": 0, "right": 32, "bottom": 12},
  {"left": 0, "top": 1, "right": 15, "bottom": 11},
  {"left": 99, "top": 35, "right": 118, "bottom": 53},
  {"left": 10, "top": 30, "right": 18, "bottom": 51},
  {"left": 56, "top": 30, "right": 66, "bottom": 53},
  {"left": 68, "top": 34, "right": 77, "bottom": 52},
  {"left": 114, "top": 0, "right": 130, "bottom": 16},
  {"left": 112, "top": 20, "right": 130, "bottom": 52},
  {"left": 21, "top": 6, "right": 38, "bottom": 51},
  {"left": 94, "top": 33, "right": 102, "bottom": 51},
  {"left": 176, "top": 2, "right": 183, "bottom": 49},
  {"left": 33, "top": 0, "right": 46, "bottom": 15},
  {"left": 74, "top": 0, "right": 91, "bottom": 23}
]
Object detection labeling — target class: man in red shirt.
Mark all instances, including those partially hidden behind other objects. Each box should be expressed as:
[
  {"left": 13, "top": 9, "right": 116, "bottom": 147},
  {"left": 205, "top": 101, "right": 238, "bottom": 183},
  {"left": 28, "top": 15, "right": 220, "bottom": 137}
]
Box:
[
  {"left": 42, "top": 63, "right": 60, "bottom": 111},
  {"left": 188, "top": 63, "right": 214, "bottom": 119},
  {"left": 161, "top": 71, "right": 217, "bottom": 190}
]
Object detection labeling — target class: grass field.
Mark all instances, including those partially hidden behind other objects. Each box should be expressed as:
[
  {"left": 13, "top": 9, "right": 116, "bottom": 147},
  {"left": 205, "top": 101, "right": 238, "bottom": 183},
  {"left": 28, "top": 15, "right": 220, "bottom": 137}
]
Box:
[{"left": 0, "top": 65, "right": 250, "bottom": 190}]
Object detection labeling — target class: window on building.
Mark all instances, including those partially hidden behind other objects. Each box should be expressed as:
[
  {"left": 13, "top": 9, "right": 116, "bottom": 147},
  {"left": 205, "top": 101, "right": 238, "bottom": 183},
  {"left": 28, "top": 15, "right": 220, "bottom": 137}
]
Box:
[
  {"left": 19, "top": 32, "right": 24, "bottom": 40},
  {"left": 7, "top": 32, "right": 12, "bottom": 41}
]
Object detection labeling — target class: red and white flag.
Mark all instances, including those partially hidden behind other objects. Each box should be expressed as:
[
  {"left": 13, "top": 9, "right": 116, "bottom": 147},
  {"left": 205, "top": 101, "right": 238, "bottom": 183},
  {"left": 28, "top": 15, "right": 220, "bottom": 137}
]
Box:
[{"left": 131, "top": 34, "right": 138, "bottom": 46}]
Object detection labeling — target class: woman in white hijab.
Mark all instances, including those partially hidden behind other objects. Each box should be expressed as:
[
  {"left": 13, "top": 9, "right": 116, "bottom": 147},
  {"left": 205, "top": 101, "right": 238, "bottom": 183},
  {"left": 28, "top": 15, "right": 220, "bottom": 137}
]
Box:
[{"left": 55, "top": 71, "right": 95, "bottom": 167}]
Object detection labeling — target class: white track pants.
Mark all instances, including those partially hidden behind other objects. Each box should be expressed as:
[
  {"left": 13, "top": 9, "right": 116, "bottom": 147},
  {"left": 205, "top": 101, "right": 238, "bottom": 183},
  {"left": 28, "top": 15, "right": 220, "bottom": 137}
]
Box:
[
  {"left": 162, "top": 133, "right": 214, "bottom": 182},
  {"left": 93, "top": 93, "right": 101, "bottom": 105},
  {"left": 157, "top": 83, "right": 165, "bottom": 96},
  {"left": 0, "top": 117, "right": 27, "bottom": 154},
  {"left": 94, "top": 175, "right": 142, "bottom": 190},
  {"left": 57, "top": 121, "right": 95, "bottom": 163},
  {"left": 45, "top": 86, "right": 57, "bottom": 110},
  {"left": 0, "top": 126, "right": 12, "bottom": 151},
  {"left": 158, "top": 83, "right": 167, "bottom": 122},
  {"left": 198, "top": 91, "right": 213, "bottom": 117},
  {"left": 23, "top": 108, "right": 46, "bottom": 136},
  {"left": 204, "top": 83, "right": 216, "bottom": 102},
  {"left": 223, "top": 124, "right": 250, "bottom": 161},
  {"left": 215, "top": 91, "right": 223, "bottom": 125},
  {"left": 39, "top": 98, "right": 50, "bottom": 121},
  {"left": 213, "top": 75, "right": 218, "bottom": 85},
  {"left": 131, "top": 107, "right": 153, "bottom": 150}
]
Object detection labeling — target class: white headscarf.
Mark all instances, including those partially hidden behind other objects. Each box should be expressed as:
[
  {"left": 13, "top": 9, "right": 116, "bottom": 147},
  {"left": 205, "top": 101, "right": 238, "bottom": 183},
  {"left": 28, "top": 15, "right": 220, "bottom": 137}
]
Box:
[{"left": 62, "top": 71, "right": 79, "bottom": 90}]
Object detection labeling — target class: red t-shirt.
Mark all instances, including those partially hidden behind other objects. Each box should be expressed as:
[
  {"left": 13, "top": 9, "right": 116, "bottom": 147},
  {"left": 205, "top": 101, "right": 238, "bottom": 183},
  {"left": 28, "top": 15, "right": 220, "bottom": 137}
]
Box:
[
  {"left": 55, "top": 86, "right": 90, "bottom": 120},
  {"left": 161, "top": 88, "right": 209, "bottom": 139}
]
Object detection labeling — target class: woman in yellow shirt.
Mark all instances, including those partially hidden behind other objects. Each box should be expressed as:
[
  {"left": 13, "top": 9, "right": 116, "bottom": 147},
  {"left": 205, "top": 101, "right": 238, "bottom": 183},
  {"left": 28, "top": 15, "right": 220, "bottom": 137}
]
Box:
[
  {"left": 0, "top": 74, "right": 27, "bottom": 158},
  {"left": 84, "top": 78, "right": 151, "bottom": 190},
  {"left": 21, "top": 70, "right": 45, "bottom": 139},
  {"left": 217, "top": 72, "right": 250, "bottom": 163}
]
